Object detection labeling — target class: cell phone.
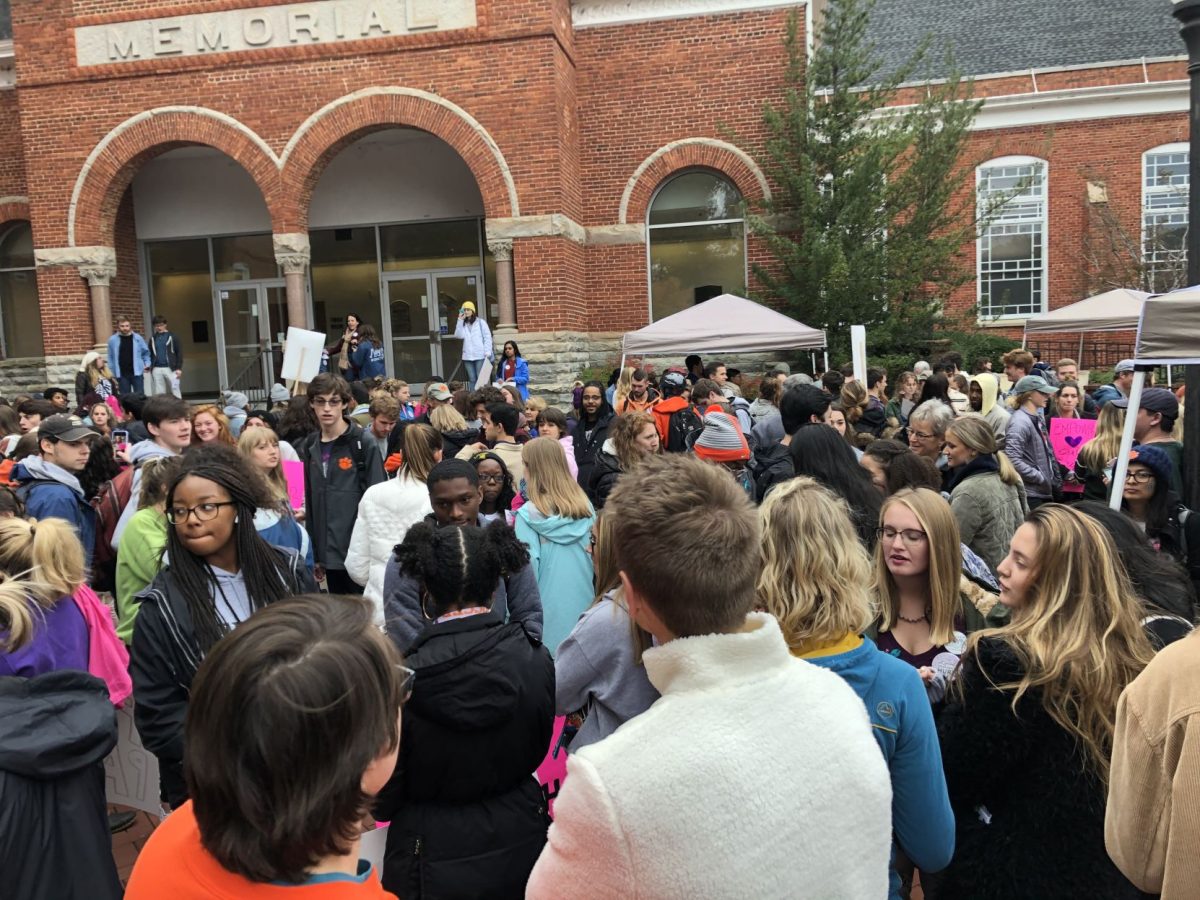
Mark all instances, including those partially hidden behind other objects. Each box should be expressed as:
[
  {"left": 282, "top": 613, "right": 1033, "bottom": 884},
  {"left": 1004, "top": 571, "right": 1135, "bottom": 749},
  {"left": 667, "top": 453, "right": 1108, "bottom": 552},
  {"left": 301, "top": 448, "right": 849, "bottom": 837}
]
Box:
[{"left": 112, "top": 429, "right": 129, "bottom": 447}]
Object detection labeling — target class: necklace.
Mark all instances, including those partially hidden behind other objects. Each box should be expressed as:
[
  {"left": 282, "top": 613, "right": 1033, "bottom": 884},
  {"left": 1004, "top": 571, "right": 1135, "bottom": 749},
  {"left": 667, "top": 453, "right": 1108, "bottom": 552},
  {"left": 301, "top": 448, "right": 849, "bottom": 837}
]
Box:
[{"left": 897, "top": 611, "right": 929, "bottom": 624}]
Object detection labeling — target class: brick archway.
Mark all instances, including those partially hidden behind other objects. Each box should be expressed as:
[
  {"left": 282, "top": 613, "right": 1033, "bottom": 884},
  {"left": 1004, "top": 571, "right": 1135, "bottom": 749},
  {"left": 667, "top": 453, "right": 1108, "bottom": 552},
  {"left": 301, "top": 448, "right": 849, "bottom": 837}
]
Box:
[
  {"left": 0, "top": 197, "right": 31, "bottom": 228},
  {"left": 69, "top": 107, "right": 284, "bottom": 247},
  {"left": 280, "top": 87, "right": 520, "bottom": 232},
  {"left": 620, "top": 138, "right": 771, "bottom": 225}
]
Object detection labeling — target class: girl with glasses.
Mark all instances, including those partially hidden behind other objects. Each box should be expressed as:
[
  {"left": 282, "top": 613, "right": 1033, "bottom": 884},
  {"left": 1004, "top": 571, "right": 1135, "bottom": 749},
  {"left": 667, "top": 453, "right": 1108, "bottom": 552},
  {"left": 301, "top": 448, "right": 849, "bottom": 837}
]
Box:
[
  {"left": 378, "top": 520, "right": 554, "bottom": 899},
  {"left": 470, "top": 450, "right": 516, "bottom": 525},
  {"left": 873, "top": 488, "right": 1007, "bottom": 697},
  {"left": 935, "top": 505, "right": 1153, "bottom": 899},
  {"left": 1119, "top": 445, "right": 1194, "bottom": 565},
  {"left": 130, "top": 444, "right": 317, "bottom": 809}
]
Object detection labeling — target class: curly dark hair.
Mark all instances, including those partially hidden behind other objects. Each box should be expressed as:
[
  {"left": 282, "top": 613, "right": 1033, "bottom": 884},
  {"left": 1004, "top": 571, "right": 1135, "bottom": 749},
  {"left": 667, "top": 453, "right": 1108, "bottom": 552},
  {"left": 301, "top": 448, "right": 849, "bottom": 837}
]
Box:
[{"left": 393, "top": 521, "right": 530, "bottom": 618}]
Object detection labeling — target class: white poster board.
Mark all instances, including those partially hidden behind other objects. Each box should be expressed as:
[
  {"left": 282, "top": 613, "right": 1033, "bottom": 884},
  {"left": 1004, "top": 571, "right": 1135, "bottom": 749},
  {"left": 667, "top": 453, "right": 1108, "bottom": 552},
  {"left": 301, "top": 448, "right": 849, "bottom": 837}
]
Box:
[
  {"left": 850, "top": 325, "right": 867, "bottom": 384},
  {"left": 280, "top": 327, "right": 327, "bottom": 385},
  {"left": 104, "top": 705, "right": 165, "bottom": 817},
  {"left": 475, "top": 362, "right": 493, "bottom": 389},
  {"left": 361, "top": 824, "right": 390, "bottom": 873}
]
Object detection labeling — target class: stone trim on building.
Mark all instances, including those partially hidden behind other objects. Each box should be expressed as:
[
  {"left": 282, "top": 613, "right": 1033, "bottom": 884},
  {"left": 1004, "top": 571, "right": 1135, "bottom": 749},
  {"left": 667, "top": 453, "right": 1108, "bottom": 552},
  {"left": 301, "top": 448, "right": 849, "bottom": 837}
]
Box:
[{"left": 619, "top": 137, "right": 771, "bottom": 224}]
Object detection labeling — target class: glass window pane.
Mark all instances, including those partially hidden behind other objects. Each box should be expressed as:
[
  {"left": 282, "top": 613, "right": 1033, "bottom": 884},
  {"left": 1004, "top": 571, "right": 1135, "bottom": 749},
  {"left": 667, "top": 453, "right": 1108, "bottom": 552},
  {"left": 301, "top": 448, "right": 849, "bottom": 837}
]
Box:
[
  {"left": 147, "top": 239, "right": 218, "bottom": 397},
  {"left": 1143, "top": 150, "right": 1189, "bottom": 289},
  {"left": 0, "top": 221, "right": 34, "bottom": 270},
  {"left": 310, "top": 227, "right": 381, "bottom": 344},
  {"left": 649, "top": 172, "right": 744, "bottom": 226},
  {"left": 649, "top": 222, "right": 745, "bottom": 321},
  {"left": 212, "top": 233, "right": 278, "bottom": 282},
  {"left": 380, "top": 220, "right": 481, "bottom": 271},
  {"left": 0, "top": 269, "right": 43, "bottom": 358}
]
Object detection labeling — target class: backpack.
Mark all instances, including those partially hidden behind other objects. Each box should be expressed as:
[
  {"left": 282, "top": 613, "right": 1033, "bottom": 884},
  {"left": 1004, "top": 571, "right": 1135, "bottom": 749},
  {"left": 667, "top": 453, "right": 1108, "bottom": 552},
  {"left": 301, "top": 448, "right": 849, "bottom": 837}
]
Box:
[
  {"left": 666, "top": 406, "right": 704, "bottom": 453},
  {"left": 92, "top": 466, "right": 135, "bottom": 567}
]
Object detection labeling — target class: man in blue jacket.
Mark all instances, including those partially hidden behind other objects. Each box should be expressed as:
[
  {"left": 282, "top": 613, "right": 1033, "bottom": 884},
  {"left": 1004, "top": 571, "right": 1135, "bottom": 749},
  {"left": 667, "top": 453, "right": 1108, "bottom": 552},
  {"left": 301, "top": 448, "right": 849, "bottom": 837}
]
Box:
[
  {"left": 106, "top": 315, "right": 153, "bottom": 394},
  {"left": 15, "top": 415, "right": 98, "bottom": 567}
]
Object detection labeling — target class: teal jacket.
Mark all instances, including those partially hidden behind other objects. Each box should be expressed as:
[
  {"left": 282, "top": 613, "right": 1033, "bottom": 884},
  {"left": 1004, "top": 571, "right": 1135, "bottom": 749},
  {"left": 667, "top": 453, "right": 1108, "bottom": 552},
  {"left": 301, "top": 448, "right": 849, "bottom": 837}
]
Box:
[{"left": 514, "top": 504, "right": 595, "bottom": 656}]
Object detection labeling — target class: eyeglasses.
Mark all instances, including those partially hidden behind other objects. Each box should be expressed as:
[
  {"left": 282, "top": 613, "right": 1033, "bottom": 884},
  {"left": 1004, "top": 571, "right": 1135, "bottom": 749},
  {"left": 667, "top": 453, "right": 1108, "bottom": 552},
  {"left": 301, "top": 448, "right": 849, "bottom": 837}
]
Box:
[
  {"left": 311, "top": 397, "right": 344, "bottom": 408},
  {"left": 478, "top": 473, "right": 505, "bottom": 484},
  {"left": 397, "top": 665, "right": 416, "bottom": 704},
  {"left": 909, "top": 430, "right": 938, "bottom": 441},
  {"left": 1127, "top": 470, "right": 1156, "bottom": 484},
  {"left": 166, "top": 501, "right": 236, "bottom": 525},
  {"left": 876, "top": 526, "right": 928, "bottom": 545}
]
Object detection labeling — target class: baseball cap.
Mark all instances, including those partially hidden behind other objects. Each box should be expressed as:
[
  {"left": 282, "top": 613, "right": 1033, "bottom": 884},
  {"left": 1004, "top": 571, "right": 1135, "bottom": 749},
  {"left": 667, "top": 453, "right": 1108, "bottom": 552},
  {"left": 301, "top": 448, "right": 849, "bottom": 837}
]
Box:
[
  {"left": 426, "top": 382, "right": 453, "bottom": 402},
  {"left": 1013, "top": 375, "right": 1058, "bottom": 396},
  {"left": 39, "top": 414, "right": 96, "bottom": 442},
  {"left": 1111, "top": 387, "right": 1179, "bottom": 416},
  {"left": 768, "top": 362, "right": 791, "bottom": 376},
  {"left": 1114, "top": 359, "right": 1136, "bottom": 374}
]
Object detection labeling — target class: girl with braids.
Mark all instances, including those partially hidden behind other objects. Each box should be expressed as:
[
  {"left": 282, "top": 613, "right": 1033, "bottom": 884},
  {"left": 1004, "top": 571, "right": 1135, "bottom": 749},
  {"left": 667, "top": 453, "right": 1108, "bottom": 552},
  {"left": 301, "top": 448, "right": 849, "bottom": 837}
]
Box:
[
  {"left": 936, "top": 505, "right": 1154, "bottom": 899},
  {"left": 130, "top": 444, "right": 316, "bottom": 809},
  {"left": 376, "top": 521, "right": 554, "bottom": 900},
  {"left": 0, "top": 518, "right": 126, "bottom": 900}
]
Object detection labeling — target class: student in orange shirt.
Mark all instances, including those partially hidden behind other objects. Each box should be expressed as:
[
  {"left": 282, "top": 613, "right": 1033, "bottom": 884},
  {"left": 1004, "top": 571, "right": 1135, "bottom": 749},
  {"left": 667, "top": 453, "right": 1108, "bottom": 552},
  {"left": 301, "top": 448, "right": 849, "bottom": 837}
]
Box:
[{"left": 125, "top": 594, "right": 412, "bottom": 899}]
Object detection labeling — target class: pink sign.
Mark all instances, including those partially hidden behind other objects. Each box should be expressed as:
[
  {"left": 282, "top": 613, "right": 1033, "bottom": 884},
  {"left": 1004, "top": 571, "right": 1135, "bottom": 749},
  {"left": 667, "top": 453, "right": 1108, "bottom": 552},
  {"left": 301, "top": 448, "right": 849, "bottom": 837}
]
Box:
[
  {"left": 1049, "top": 418, "right": 1096, "bottom": 495},
  {"left": 282, "top": 459, "right": 306, "bottom": 512},
  {"left": 535, "top": 715, "right": 568, "bottom": 818}
]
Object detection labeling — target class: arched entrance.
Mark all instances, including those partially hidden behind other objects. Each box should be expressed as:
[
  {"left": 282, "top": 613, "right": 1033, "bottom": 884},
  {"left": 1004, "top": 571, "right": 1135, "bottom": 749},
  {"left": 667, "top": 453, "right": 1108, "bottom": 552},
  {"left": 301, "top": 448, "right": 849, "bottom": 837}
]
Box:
[
  {"left": 132, "top": 146, "right": 282, "bottom": 398},
  {"left": 307, "top": 127, "right": 496, "bottom": 383}
]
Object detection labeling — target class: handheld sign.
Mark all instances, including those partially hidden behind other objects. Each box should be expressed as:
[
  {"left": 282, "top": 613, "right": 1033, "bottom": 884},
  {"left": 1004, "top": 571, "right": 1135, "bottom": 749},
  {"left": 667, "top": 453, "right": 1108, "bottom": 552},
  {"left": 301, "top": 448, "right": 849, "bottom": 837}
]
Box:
[
  {"left": 282, "top": 459, "right": 306, "bottom": 512},
  {"left": 104, "top": 705, "right": 165, "bottom": 817},
  {"left": 280, "top": 326, "right": 326, "bottom": 386},
  {"left": 1049, "top": 418, "right": 1096, "bottom": 495}
]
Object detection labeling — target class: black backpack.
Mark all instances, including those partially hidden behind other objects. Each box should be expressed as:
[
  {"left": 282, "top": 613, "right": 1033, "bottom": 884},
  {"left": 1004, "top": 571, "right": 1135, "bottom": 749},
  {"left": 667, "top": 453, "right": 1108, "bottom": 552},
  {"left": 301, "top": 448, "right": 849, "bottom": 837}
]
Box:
[{"left": 666, "top": 406, "right": 704, "bottom": 453}]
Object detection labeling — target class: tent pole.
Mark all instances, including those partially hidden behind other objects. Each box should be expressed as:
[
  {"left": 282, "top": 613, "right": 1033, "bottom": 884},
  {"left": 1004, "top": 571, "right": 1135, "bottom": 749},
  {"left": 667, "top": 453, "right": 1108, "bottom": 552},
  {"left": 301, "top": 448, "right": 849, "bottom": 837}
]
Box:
[
  {"left": 811, "top": 352, "right": 815, "bottom": 373},
  {"left": 1021, "top": 326, "right": 1027, "bottom": 350},
  {"left": 823, "top": 351, "right": 829, "bottom": 373},
  {"left": 1109, "top": 369, "right": 1147, "bottom": 511},
  {"left": 1167, "top": 364, "right": 1174, "bottom": 387},
  {"left": 1078, "top": 332, "right": 1084, "bottom": 367}
]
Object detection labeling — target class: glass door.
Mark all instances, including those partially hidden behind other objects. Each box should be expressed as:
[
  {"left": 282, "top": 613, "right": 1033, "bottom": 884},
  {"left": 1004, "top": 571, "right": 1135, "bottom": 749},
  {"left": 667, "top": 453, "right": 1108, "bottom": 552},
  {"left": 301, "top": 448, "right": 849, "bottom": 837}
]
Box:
[
  {"left": 385, "top": 274, "right": 436, "bottom": 385},
  {"left": 219, "top": 285, "right": 266, "bottom": 396},
  {"left": 433, "top": 271, "right": 485, "bottom": 382},
  {"left": 263, "top": 282, "right": 290, "bottom": 387}
]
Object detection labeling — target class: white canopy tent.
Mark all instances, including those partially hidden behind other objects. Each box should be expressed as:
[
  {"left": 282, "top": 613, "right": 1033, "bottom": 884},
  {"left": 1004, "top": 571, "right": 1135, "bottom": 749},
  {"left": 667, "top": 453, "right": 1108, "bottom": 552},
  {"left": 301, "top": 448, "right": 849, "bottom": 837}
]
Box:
[
  {"left": 1022, "top": 288, "right": 1150, "bottom": 338},
  {"left": 1109, "top": 287, "right": 1200, "bottom": 510},
  {"left": 620, "top": 294, "right": 826, "bottom": 369}
]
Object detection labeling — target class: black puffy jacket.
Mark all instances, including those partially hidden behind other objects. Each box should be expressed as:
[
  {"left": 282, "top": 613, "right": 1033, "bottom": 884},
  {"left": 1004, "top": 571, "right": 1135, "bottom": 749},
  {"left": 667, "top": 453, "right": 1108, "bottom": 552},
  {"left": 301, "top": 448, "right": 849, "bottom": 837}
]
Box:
[
  {"left": 587, "top": 447, "right": 622, "bottom": 509},
  {"left": 376, "top": 606, "right": 555, "bottom": 899},
  {"left": 572, "top": 410, "right": 613, "bottom": 493},
  {"left": 0, "top": 671, "right": 122, "bottom": 900}
]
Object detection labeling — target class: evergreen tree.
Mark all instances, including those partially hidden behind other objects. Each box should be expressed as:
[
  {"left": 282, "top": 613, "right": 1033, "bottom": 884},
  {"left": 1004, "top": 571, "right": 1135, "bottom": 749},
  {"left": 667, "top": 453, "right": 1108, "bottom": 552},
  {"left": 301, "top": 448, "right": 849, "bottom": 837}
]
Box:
[{"left": 750, "top": 0, "right": 988, "bottom": 359}]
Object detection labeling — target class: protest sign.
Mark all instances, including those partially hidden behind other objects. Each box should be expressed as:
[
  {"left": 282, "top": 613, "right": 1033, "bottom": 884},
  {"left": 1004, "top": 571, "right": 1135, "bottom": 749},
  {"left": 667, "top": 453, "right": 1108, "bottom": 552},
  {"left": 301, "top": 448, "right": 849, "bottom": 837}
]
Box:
[
  {"left": 1049, "top": 417, "right": 1096, "bottom": 495},
  {"left": 536, "top": 715, "right": 568, "bottom": 818},
  {"left": 361, "top": 824, "right": 389, "bottom": 873},
  {"left": 280, "top": 326, "right": 326, "bottom": 386},
  {"left": 104, "top": 705, "right": 165, "bottom": 817},
  {"left": 282, "top": 459, "right": 305, "bottom": 512}
]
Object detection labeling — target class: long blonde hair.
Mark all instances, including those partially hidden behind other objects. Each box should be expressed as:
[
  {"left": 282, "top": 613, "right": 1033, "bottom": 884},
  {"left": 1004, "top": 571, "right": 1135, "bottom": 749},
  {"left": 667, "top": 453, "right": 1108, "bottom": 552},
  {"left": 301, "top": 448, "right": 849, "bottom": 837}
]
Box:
[
  {"left": 0, "top": 518, "right": 83, "bottom": 652},
  {"left": 758, "top": 478, "right": 877, "bottom": 652},
  {"left": 80, "top": 350, "right": 115, "bottom": 385},
  {"left": 398, "top": 424, "right": 442, "bottom": 483},
  {"left": 945, "top": 414, "right": 1021, "bottom": 487},
  {"left": 523, "top": 437, "right": 592, "bottom": 519},
  {"left": 237, "top": 426, "right": 288, "bottom": 504},
  {"left": 1077, "top": 402, "right": 1126, "bottom": 472},
  {"left": 875, "top": 488, "right": 962, "bottom": 645},
  {"left": 430, "top": 404, "right": 467, "bottom": 433},
  {"left": 611, "top": 366, "right": 636, "bottom": 410},
  {"left": 966, "top": 505, "right": 1153, "bottom": 782}
]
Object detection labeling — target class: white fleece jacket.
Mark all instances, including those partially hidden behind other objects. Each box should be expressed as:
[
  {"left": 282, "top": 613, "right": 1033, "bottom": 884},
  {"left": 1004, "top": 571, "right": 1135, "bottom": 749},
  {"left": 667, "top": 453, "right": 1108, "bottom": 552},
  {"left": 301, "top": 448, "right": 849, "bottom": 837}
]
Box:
[
  {"left": 526, "top": 613, "right": 893, "bottom": 899},
  {"left": 344, "top": 473, "right": 431, "bottom": 625}
]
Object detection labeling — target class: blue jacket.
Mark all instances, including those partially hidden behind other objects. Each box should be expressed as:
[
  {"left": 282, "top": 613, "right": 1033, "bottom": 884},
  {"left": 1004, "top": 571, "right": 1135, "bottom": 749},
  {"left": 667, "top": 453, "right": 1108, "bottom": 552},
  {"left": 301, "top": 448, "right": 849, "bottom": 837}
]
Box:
[
  {"left": 14, "top": 459, "right": 98, "bottom": 569},
  {"left": 500, "top": 356, "right": 530, "bottom": 400},
  {"left": 350, "top": 341, "right": 386, "bottom": 380},
  {"left": 514, "top": 503, "right": 595, "bottom": 656},
  {"left": 1092, "top": 383, "right": 1124, "bottom": 408},
  {"left": 802, "top": 635, "right": 955, "bottom": 899},
  {"left": 1003, "top": 407, "right": 1061, "bottom": 500},
  {"left": 106, "top": 332, "right": 153, "bottom": 380}
]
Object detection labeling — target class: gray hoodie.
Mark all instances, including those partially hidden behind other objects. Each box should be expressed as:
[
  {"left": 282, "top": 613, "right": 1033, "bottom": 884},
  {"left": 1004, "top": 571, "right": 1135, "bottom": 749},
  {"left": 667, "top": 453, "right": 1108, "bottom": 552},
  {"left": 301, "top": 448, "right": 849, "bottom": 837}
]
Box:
[{"left": 110, "top": 440, "right": 179, "bottom": 549}]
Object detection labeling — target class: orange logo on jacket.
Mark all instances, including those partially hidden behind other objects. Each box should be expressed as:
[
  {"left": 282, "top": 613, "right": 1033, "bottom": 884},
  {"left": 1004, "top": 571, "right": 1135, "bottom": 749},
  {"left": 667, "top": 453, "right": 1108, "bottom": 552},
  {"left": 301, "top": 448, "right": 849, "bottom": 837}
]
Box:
[{"left": 337, "top": 457, "right": 353, "bottom": 471}]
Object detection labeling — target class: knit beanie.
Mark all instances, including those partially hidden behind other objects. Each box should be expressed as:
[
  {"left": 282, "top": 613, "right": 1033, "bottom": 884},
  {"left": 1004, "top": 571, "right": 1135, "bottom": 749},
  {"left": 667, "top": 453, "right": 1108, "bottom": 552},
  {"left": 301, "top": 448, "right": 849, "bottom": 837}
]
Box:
[
  {"left": 1128, "top": 445, "right": 1173, "bottom": 487},
  {"left": 693, "top": 406, "right": 750, "bottom": 463}
]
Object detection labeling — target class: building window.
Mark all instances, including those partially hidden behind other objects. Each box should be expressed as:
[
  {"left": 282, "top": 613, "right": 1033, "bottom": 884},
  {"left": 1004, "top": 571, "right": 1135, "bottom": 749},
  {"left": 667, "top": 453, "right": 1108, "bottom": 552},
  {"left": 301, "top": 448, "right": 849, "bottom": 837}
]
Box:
[
  {"left": 0, "top": 221, "right": 44, "bottom": 359},
  {"left": 976, "top": 158, "right": 1047, "bottom": 320},
  {"left": 1143, "top": 144, "right": 1188, "bottom": 293},
  {"left": 648, "top": 170, "right": 746, "bottom": 322}
]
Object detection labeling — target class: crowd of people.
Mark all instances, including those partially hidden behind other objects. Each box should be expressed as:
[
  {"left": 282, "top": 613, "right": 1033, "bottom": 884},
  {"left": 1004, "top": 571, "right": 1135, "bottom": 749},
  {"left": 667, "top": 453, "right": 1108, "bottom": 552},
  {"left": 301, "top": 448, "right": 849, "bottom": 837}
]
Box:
[{"left": 1, "top": 334, "right": 1198, "bottom": 900}]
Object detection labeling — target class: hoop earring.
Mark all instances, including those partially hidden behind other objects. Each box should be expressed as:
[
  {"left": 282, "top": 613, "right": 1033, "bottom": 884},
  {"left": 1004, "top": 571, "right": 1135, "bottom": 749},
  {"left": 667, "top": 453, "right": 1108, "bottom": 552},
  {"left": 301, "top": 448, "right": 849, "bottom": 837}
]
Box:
[{"left": 420, "top": 591, "right": 434, "bottom": 621}]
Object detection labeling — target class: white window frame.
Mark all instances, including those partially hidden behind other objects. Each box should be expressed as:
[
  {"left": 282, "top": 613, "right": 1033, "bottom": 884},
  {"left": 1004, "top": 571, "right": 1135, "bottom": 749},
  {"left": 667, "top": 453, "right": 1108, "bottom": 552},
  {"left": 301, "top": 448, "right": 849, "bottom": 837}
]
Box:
[
  {"left": 645, "top": 169, "right": 748, "bottom": 322},
  {"left": 975, "top": 155, "right": 1048, "bottom": 322},
  {"left": 1141, "top": 142, "right": 1189, "bottom": 289}
]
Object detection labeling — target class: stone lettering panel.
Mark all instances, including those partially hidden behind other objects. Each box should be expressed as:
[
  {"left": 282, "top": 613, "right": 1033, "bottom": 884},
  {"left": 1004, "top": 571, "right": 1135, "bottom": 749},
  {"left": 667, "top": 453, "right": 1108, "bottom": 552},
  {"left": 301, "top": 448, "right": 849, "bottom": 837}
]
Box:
[{"left": 76, "top": 0, "right": 477, "bottom": 67}]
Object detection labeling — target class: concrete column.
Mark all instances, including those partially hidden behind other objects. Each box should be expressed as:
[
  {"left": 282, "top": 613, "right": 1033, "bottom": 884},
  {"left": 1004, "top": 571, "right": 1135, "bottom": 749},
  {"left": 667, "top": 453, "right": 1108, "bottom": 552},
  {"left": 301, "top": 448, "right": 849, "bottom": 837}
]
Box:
[
  {"left": 273, "top": 233, "right": 311, "bottom": 329},
  {"left": 79, "top": 264, "right": 116, "bottom": 348},
  {"left": 488, "top": 239, "right": 516, "bottom": 333}
]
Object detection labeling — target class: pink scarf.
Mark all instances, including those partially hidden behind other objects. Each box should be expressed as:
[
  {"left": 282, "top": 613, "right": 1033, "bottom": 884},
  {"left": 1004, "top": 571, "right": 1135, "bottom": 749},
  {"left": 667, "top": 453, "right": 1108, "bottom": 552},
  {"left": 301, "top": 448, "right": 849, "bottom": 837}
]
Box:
[{"left": 72, "top": 585, "right": 132, "bottom": 707}]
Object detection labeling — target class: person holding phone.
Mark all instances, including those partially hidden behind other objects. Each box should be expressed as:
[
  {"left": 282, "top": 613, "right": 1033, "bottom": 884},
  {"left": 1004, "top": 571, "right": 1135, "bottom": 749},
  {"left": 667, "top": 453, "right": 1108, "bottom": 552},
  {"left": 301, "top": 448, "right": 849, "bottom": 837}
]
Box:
[{"left": 454, "top": 300, "right": 493, "bottom": 387}]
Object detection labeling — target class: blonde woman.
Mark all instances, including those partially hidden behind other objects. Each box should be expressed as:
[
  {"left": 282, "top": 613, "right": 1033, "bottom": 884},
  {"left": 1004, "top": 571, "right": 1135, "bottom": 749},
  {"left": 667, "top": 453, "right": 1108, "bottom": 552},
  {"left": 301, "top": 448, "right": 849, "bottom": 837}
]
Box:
[
  {"left": 610, "top": 365, "right": 636, "bottom": 412},
  {"left": 235, "top": 425, "right": 313, "bottom": 574},
  {"left": 429, "top": 402, "right": 478, "bottom": 458},
  {"left": 555, "top": 510, "right": 658, "bottom": 751},
  {"left": 1075, "top": 402, "right": 1126, "bottom": 501},
  {"left": 874, "top": 488, "right": 1007, "bottom": 687},
  {"left": 0, "top": 516, "right": 127, "bottom": 900},
  {"left": 76, "top": 350, "right": 118, "bottom": 405},
  {"left": 88, "top": 402, "right": 114, "bottom": 438},
  {"left": 943, "top": 414, "right": 1028, "bottom": 572},
  {"left": 236, "top": 426, "right": 290, "bottom": 508},
  {"left": 191, "top": 404, "right": 235, "bottom": 446},
  {"left": 345, "top": 423, "right": 441, "bottom": 624},
  {"left": 759, "top": 478, "right": 953, "bottom": 900},
  {"left": 515, "top": 437, "right": 596, "bottom": 654},
  {"left": 588, "top": 410, "right": 659, "bottom": 509},
  {"left": 936, "top": 505, "right": 1153, "bottom": 899}
]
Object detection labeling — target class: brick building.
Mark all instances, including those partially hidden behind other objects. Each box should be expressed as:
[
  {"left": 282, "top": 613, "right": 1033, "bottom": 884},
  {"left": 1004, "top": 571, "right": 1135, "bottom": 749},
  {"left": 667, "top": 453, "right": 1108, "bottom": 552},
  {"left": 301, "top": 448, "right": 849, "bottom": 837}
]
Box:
[{"left": 0, "top": 0, "right": 1188, "bottom": 399}]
